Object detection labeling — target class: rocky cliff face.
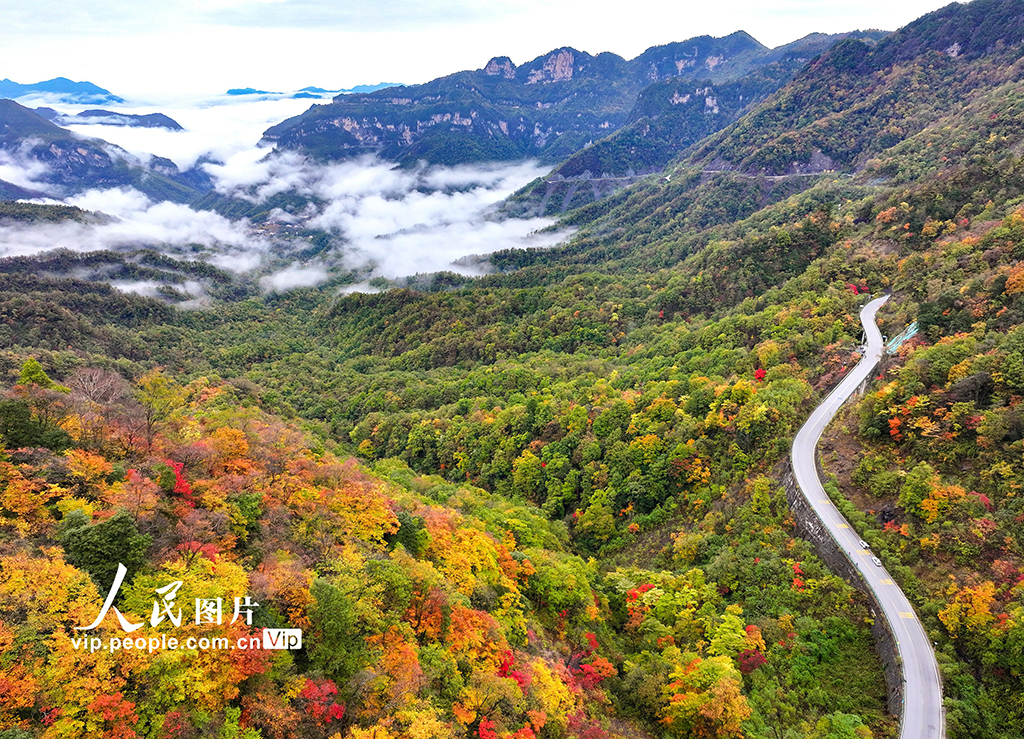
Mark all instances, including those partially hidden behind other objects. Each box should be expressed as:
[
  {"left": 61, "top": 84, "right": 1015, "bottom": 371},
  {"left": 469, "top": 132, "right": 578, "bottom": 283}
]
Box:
[
  {"left": 484, "top": 57, "right": 517, "bottom": 79},
  {"left": 263, "top": 30, "right": 890, "bottom": 169},
  {"left": 526, "top": 49, "right": 577, "bottom": 83},
  {"left": 261, "top": 32, "right": 797, "bottom": 166}
]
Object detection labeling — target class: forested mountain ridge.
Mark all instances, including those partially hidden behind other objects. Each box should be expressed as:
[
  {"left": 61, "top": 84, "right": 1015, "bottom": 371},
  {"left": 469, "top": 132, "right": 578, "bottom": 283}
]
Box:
[
  {"left": 260, "top": 31, "right": 887, "bottom": 168},
  {"left": 512, "top": 30, "right": 887, "bottom": 215},
  {"left": 506, "top": 0, "right": 1024, "bottom": 257}
]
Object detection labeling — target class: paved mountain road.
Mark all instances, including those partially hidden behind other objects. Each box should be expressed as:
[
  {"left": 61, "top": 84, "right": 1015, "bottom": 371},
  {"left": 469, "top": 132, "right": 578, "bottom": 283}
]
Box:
[{"left": 790, "top": 294, "right": 944, "bottom": 739}]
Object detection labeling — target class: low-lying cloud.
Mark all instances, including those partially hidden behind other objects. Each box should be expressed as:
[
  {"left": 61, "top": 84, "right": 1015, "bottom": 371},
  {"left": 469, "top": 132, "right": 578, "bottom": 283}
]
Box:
[
  {"left": 0, "top": 144, "right": 58, "bottom": 194},
  {"left": 0, "top": 187, "right": 267, "bottom": 268},
  {"left": 208, "top": 152, "right": 564, "bottom": 279},
  {"left": 1, "top": 96, "right": 569, "bottom": 295},
  {"left": 259, "top": 263, "right": 331, "bottom": 292},
  {"left": 60, "top": 95, "right": 316, "bottom": 171}
]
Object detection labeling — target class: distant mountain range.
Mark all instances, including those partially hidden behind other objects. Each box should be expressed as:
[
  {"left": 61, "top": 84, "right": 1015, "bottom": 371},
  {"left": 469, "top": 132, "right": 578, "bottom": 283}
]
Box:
[
  {"left": 0, "top": 77, "right": 123, "bottom": 104},
  {"left": 34, "top": 107, "right": 183, "bottom": 131},
  {"left": 3, "top": 0, "right": 1018, "bottom": 233},
  {"left": 226, "top": 83, "right": 401, "bottom": 98},
  {"left": 261, "top": 30, "right": 888, "bottom": 169}
]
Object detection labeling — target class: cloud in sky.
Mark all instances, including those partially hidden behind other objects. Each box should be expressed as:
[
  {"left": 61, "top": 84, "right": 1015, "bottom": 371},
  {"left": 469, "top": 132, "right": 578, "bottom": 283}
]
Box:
[
  {"left": 1, "top": 0, "right": 511, "bottom": 35},
  {"left": 0, "top": 0, "right": 954, "bottom": 97},
  {"left": 207, "top": 0, "right": 500, "bottom": 31}
]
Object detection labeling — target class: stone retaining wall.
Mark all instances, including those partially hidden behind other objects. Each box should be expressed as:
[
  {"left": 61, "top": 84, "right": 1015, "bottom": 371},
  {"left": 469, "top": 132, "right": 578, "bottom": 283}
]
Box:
[{"left": 776, "top": 457, "right": 904, "bottom": 717}]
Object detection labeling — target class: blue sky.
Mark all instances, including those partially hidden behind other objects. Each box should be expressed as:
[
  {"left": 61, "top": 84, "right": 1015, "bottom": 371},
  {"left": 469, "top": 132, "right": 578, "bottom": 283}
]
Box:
[{"left": 1, "top": 0, "right": 956, "bottom": 98}]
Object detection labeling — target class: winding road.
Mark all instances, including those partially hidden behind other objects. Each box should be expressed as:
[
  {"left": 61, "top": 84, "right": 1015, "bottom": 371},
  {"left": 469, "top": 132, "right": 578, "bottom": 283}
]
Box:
[{"left": 790, "top": 294, "right": 944, "bottom": 739}]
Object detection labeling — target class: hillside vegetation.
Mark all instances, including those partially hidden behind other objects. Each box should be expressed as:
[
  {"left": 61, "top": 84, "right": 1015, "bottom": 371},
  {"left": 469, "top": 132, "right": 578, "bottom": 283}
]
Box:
[{"left": 4, "top": 1, "right": 1024, "bottom": 738}]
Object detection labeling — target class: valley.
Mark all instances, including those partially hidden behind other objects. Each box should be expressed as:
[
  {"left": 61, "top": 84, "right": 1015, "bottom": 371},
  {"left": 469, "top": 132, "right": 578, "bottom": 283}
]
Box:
[{"left": 2, "top": 1, "right": 1024, "bottom": 738}]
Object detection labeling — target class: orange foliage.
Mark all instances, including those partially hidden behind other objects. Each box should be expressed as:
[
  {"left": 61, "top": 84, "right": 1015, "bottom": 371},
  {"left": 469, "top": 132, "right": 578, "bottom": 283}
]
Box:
[
  {"left": 405, "top": 585, "right": 447, "bottom": 641},
  {"left": 85, "top": 692, "right": 139, "bottom": 739},
  {"left": 662, "top": 655, "right": 750, "bottom": 738},
  {"left": 0, "top": 619, "right": 38, "bottom": 731},
  {"left": 421, "top": 506, "right": 459, "bottom": 555},
  {"left": 939, "top": 581, "right": 997, "bottom": 639},
  {"left": 103, "top": 469, "right": 160, "bottom": 523},
  {"left": 209, "top": 426, "right": 252, "bottom": 474},
  {"left": 64, "top": 449, "right": 114, "bottom": 499},
  {"left": 251, "top": 555, "right": 314, "bottom": 630},
  {"left": 289, "top": 462, "right": 399, "bottom": 554},
  {"left": 378, "top": 632, "right": 424, "bottom": 706},
  {"left": 0, "top": 459, "right": 60, "bottom": 536},
  {"left": 743, "top": 624, "right": 767, "bottom": 653},
  {"left": 920, "top": 482, "right": 966, "bottom": 524},
  {"left": 447, "top": 605, "right": 507, "bottom": 667},
  {"left": 888, "top": 417, "right": 903, "bottom": 440},
  {"left": 1006, "top": 264, "right": 1024, "bottom": 295}
]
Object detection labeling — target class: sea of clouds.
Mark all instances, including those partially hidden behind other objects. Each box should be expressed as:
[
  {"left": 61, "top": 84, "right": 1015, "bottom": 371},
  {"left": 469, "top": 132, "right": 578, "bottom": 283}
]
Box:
[{"left": 0, "top": 94, "right": 567, "bottom": 295}]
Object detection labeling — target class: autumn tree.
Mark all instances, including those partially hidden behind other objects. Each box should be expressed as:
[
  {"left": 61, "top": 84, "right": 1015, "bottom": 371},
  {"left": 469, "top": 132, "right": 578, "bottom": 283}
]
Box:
[
  {"left": 661, "top": 651, "right": 751, "bottom": 738},
  {"left": 135, "top": 369, "right": 183, "bottom": 450}
]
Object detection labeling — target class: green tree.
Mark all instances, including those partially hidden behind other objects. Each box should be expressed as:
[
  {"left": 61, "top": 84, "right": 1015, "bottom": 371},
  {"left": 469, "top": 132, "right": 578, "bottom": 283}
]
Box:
[
  {"left": 135, "top": 369, "right": 183, "bottom": 449},
  {"left": 0, "top": 398, "right": 72, "bottom": 451},
  {"left": 899, "top": 462, "right": 937, "bottom": 518},
  {"left": 59, "top": 510, "right": 152, "bottom": 592},
  {"left": 18, "top": 357, "right": 69, "bottom": 393},
  {"left": 512, "top": 449, "right": 544, "bottom": 502},
  {"left": 307, "top": 579, "right": 368, "bottom": 687}
]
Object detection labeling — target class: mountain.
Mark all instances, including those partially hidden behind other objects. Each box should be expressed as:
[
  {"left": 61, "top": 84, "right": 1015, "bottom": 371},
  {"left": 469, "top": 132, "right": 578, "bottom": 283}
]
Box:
[
  {"left": 262, "top": 31, "right": 888, "bottom": 166},
  {"left": 35, "top": 107, "right": 184, "bottom": 131},
  {"left": 338, "top": 82, "right": 402, "bottom": 93},
  {"left": 0, "top": 178, "right": 48, "bottom": 200},
  {"left": 227, "top": 83, "right": 403, "bottom": 99},
  {"left": 260, "top": 32, "right": 765, "bottom": 165},
  {"left": 226, "top": 87, "right": 274, "bottom": 95},
  {"left": 0, "top": 99, "right": 207, "bottom": 202},
  {"left": 0, "top": 76, "right": 123, "bottom": 104},
  {"left": 511, "top": 31, "right": 888, "bottom": 215},
  {"left": 298, "top": 83, "right": 402, "bottom": 94},
  {"left": 499, "top": 0, "right": 1024, "bottom": 305}
]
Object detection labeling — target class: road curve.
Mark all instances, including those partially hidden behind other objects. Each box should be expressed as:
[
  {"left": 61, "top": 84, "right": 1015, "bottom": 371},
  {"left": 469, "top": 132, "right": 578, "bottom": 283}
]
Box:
[{"left": 790, "top": 295, "right": 944, "bottom": 739}]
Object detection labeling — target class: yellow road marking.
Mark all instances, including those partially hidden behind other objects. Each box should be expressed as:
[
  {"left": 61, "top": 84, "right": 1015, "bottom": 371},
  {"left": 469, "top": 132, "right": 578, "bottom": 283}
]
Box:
[
  {"left": 899, "top": 612, "right": 914, "bottom": 619},
  {"left": 837, "top": 523, "right": 850, "bottom": 528},
  {"left": 880, "top": 579, "right": 894, "bottom": 585},
  {"left": 857, "top": 549, "right": 870, "bottom": 554}
]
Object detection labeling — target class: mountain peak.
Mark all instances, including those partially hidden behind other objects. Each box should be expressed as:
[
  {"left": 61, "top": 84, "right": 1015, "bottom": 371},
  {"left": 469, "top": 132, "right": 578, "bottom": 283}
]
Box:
[
  {"left": 484, "top": 56, "right": 517, "bottom": 79},
  {"left": 870, "top": 0, "right": 1024, "bottom": 67},
  {"left": 0, "top": 77, "right": 122, "bottom": 104},
  {"left": 525, "top": 48, "right": 581, "bottom": 83}
]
